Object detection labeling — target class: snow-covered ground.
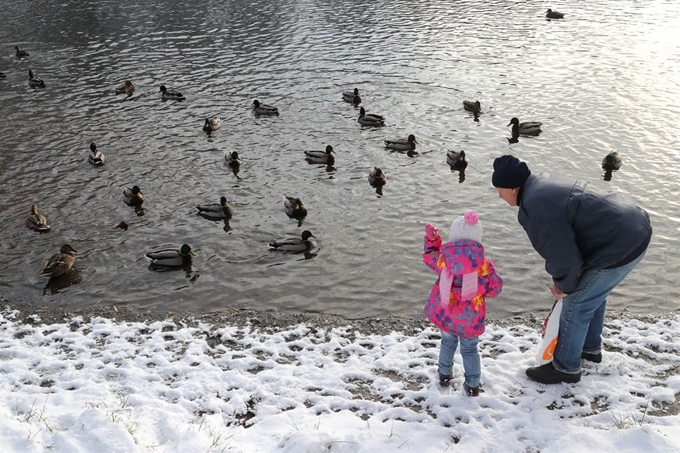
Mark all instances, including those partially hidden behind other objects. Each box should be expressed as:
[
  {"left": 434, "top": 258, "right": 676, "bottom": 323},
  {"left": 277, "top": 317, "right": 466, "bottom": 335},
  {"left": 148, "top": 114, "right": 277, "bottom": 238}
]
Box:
[{"left": 1, "top": 307, "right": 679, "bottom": 453}]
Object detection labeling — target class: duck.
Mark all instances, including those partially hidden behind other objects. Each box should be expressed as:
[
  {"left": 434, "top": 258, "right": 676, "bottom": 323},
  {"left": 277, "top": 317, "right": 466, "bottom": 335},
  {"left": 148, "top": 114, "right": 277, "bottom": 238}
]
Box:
[
  {"left": 546, "top": 9, "right": 565, "bottom": 19},
  {"left": 446, "top": 150, "right": 468, "bottom": 170},
  {"left": 463, "top": 100, "right": 481, "bottom": 114},
  {"left": 160, "top": 85, "right": 186, "bottom": 101},
  {"left": 25, "top": 204, "right": 51, "bottom": 232},
  {"left": 368, "top": 167, "right": 387, "bottom": 187},
  {"left": 283, "top": 196, "right": 308, "bottom": 218},
  {"left": 203, "top": 117, "right": 221, "bottom": 131},
  {"left": 28, "top": 70, "right": 45, "bottom": 87},
  {"left": 0, "top": 72, "right": 6, "bottom": 78},
  {"left": 602, "top": 151, "right": 622, "bottom": 171},
  {"left": 15, "top": 45, "right": 29, "bottom": 58},
  {"left": 269, "top": 230, "right": 316, "bottom": 252},
  {"left": 123, "top": 185, "right": 144, "bottom": 206},
  {"left": 115, "top": 80, "right": 135, "bottom": 94},
  {"left": 358, "top": 107, "right": 385, "bottom": 126},
  {"left": 305, "top": 145, "right": 335, "bottom": 165},
  {"left": 385, "top": 134, "right": 417, "bottom": 151},
  {"left": 343, "top": 88, "right": 361, "bottom": 105},
  {"left": 224, "top": 151, "right": 241, "bottom": 167},
  {"left": 196, "top": 196, "right": 233, "bottom": 220},
  {"left": 146, "top": 244, "right": 196, "bottom": 267},
  {"left": 40, "top": 244, "right": 76, "bottom": 277},
  {"left": 252, "top": 99, "right": 279, "bottom": 115},
  {"left": 508, "top": 117, "right": 542, "bottom": 135},
  {"left": 88, "top": 142, "right": 106, "bottom": 166}
]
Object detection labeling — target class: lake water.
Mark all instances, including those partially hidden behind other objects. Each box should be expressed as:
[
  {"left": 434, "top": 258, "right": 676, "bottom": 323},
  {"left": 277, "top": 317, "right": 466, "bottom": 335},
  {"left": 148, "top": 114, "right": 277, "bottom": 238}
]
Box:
[{"left": 1, "top": 0, "right": 679, "bottom": 320}]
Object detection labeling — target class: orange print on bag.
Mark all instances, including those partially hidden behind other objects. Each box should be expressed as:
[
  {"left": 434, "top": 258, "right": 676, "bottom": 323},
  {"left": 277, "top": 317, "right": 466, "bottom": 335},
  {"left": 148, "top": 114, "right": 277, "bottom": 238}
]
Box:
[{"left": 542, "top": 337, "right": 558, "bottom": 361}]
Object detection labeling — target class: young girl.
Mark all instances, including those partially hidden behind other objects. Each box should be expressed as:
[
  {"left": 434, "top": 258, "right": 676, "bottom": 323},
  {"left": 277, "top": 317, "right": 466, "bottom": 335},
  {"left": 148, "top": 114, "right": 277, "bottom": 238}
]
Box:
[{"left": 423, "top": 210, "right": 503, "bottom": 396}]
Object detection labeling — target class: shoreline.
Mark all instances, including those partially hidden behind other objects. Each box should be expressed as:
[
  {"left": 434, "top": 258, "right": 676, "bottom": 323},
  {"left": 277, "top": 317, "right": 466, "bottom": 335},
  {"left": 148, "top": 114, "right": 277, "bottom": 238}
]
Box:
[{"left": 3, "top": 296, "right": 677, "bottom": 333}]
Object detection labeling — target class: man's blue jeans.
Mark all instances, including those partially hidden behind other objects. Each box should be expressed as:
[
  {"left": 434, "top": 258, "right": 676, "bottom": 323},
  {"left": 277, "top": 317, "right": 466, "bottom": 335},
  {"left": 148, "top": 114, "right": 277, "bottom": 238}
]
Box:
[
  {"left": 439, "top": 330, "right": 481, "bottom": 387},
  {"left": 553, "top": 250, "right": 647, "bottom": 374}
]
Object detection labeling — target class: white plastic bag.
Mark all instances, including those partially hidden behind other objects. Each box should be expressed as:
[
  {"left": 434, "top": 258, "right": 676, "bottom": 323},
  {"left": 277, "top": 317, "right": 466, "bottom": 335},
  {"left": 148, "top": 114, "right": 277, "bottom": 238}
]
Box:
[{"left": 535, "top": 298, "right": 563, "bottom": 364}]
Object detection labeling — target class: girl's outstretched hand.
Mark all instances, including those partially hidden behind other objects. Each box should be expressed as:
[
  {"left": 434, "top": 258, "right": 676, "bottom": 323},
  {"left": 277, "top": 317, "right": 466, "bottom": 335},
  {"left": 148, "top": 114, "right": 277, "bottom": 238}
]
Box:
[{"left": 425, "top": 223, "right": 439, "bottom": 240}]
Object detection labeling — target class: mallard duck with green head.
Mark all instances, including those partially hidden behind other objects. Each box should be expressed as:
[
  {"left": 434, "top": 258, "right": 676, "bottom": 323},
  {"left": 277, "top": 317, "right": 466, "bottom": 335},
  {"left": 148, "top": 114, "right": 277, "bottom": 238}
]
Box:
[
  {"left": 41, "top": 244, "right": 76, "bottom": 277},
  {"left": 253, "top": 99, "right": 279, "bottom": 115},
  {"left": 224, "top": 151, "right": 241, "bottom": 167},
  {"left": 123, "top": 185, "right": 144, "bottom": 206},
  {"left": 463, "top": 100, "right": 481, "bottom": 114},
  {"left": 343, "top": 88, "right": 361, "bottom": 105},
  {"left": 196, "top": 196, "right": 233, "bottom": 220},
  {"left": 203, "top": 117, "right": 221, "bottom": 131},
  {"left": 385, "top": 134, "right": 417, "bottom": 151},
  {"left": 284, "top": 196, "right": 307, "bottom": 218},
  {"left": 115, "top": 80, "right": 135, "bottom": 94},
  {"left": 305, "top": 145, "right": 335, "bottom": 165},
  {"left": 546, "top": 9, "right": 565, "bottom": 19},
  {"left": 146, "top": 244, "right": 196, "bottom": 267},
  {"left": 160, "top": 85, "right": 186, "bottom": 101},
  {"left": 368, "top": 167, "right": 387, "bottom": 187},
  {"left": 26, "top": 204, "right": 50, "bottom": 232},
  {"left": 28, "top": 70, "right": 45, "bottom": 87},
  {"left": 447, "top": 150, "right": 468, "bottom": 170},
  {"left": 358, "top": 107, "right": 385, "bottom": 126},
  {"left": 269, "top": 230, "right": 316, "bottom": 252},
  {"left": 602, "top": 151, "right": 622, "bottom": 171},
  {"left": 88, "top": 142, "right": 106, "bottom": 166},
  {"left": 16, "top": 45, "right": 29, "bottom": 58},
  {"left": 508, "top": 117, "right": 542, "bottom": 135}
]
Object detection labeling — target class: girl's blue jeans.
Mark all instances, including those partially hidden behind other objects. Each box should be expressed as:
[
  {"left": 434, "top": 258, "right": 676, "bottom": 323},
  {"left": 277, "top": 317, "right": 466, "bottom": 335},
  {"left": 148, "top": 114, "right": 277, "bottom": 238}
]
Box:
[
  {"left": 553, "top": 250, "right": 647, "bottom": 374},
  {"left": 438, "top": 330, "right": 480, "bottom": 387}
]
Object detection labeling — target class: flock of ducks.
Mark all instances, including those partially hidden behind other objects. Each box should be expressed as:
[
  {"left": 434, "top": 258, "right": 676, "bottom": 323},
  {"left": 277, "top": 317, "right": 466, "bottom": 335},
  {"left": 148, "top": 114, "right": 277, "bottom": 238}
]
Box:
[{"left": 13, "top": 16, "right": 625, "bottom": 278}]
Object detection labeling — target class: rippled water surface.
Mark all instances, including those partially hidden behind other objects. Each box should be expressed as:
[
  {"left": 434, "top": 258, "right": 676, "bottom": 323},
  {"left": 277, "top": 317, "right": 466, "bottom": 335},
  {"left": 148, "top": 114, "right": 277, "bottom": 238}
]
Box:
[{"left": 1, "top": 0, "right": 679, "bottom": 319}]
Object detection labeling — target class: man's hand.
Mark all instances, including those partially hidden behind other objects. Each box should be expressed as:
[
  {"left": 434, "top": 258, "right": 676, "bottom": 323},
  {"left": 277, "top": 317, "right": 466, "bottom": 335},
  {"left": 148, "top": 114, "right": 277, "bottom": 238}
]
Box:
[{"left": 549, "top": 285, "right": 566, "bottom": 300}]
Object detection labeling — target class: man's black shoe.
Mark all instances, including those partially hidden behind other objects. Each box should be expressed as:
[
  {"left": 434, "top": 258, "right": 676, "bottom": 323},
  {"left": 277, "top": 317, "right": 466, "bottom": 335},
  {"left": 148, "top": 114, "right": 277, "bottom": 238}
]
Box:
[
  {"left": 581, "top": 352, "right": 602, "bottom": 363},
  {"left": 463, "top": 382, "right": 479, "bottom": 397},
  {"left": 526, "top": 362, "right": 581, "bottom": 384}
]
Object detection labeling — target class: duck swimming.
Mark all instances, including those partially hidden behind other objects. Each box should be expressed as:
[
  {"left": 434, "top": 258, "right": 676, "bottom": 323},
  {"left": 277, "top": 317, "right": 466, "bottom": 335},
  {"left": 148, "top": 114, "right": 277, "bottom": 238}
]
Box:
[
  {"left": 385, "top": 134, "right": 417, "bottom": 151},
  {"left": 88, "top": 142, "right": 106, "bottom": 166},
  {"left": 41, "top": 244, "right": 76, "bottom": 277},
  {"left": 196, "top": 196, "right": 233, "bottom": 220},
  {"left": 160, "top": 85, "right": 186, "bottom": 101},
  {"left": 115, "top": 80, "right": 135, "bottom": 94},
  {"left": 15, "top": 45, "right": 29, "bottom": 58},
  {"left": 269, "top": 230, "right": 316, "bottom": 252},
  {"left": 546, "top": 9, "right": 565, "bottom": 19},
  {"left": 253, "top": 99, "right": 279, "bottom": 115},
  {"left": 368, "top": 167, "right": 387, "bottom": 187},
  {"left": 447, "top": 150, "right": 468, "bottom": 170},
  {"left": 342, "top": 88, "right": 361, "bottom": 105},
  {"left": 284, "top": 196, "right": 307, "bottom": 219},
  {"left": 508, "top": 117, "right": 542, "bottom": 135},
  {"left": 224, "top": 151, "right": 241, "bottom": 167},
  {"left": 463, "top": 100, "right": 481, "bottom": 114},
  {"left": 358, "top": 107, "right": 385, "bottom": 126},
  {"left": 26, "top": 204, "right": 50, "bottom": 232},
  {"left": 203, "top": 117, "right": 221, "bottom": 131},
  {"left": 146, "top": 244, "right": 196, "bottom": 267},
  {"left": 28, "top": 70, "right": 45, "bottom": 87},
  {"left": 602, "top": 151, "right": 622, "bottom": 171},
  {"left": 305, "top": 145, "right": 335, "bottom": 165},
  {"left": 123, "top": 185, "right": 144, "bottom": 206}
]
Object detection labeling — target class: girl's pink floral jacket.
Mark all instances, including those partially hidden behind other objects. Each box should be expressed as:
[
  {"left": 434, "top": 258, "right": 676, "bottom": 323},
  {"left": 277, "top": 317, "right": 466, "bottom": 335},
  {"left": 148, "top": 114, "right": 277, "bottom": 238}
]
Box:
[{"left": 423, "top": 226, "right": 503, "bottom": 338}]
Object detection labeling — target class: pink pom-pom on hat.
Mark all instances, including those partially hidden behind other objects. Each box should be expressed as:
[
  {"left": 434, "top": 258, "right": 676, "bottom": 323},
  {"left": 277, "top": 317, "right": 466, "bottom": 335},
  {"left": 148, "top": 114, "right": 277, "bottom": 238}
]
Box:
[
  {"left": 464, "top": 210, "right": 479, "bottom": 226},
  {"left": 449, "top": 210, "right": 483, "bottom": 243}
]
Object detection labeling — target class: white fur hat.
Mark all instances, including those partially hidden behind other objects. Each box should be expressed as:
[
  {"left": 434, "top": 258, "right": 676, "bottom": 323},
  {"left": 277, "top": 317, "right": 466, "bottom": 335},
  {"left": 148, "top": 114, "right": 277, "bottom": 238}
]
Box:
[{"left": 449, "top": 210, "right": 483, "bottom": 243}]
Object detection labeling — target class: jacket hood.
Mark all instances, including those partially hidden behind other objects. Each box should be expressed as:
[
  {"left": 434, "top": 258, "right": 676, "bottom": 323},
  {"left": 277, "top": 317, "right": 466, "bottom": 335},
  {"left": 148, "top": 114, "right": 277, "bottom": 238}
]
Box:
[{"left": 439, "top": 240, "right": 486, "bottom": 274}]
